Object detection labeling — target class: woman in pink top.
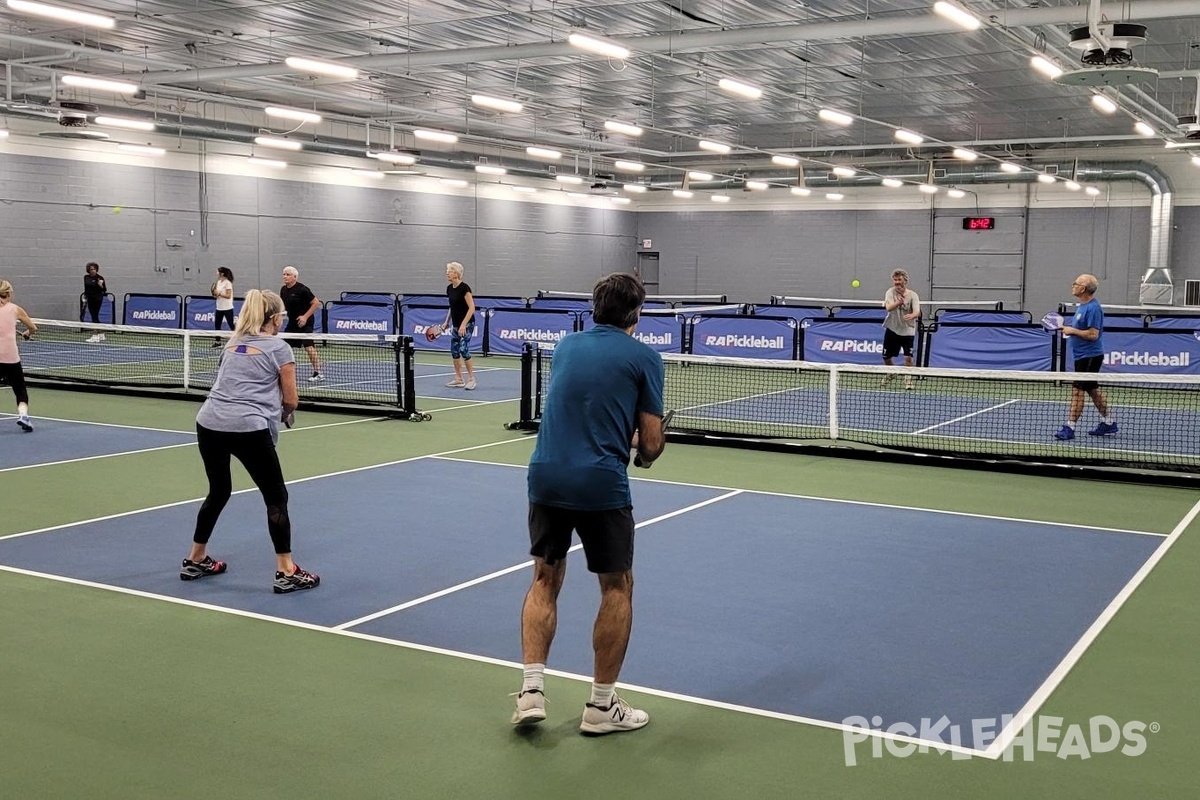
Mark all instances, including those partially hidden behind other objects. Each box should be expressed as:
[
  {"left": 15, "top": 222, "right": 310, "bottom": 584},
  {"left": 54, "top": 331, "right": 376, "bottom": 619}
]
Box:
[{"left": 0, "top": 280, "right": 38, "bottom": 431}]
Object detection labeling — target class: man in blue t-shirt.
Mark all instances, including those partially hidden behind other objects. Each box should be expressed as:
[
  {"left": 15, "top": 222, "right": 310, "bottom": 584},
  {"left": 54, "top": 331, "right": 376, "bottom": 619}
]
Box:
[
  {"left": 513, "top": 273, "right": 666, "bottom": 735},
  {"left": 1055, "top": 273, "right": 1117, "bottom": 440}
]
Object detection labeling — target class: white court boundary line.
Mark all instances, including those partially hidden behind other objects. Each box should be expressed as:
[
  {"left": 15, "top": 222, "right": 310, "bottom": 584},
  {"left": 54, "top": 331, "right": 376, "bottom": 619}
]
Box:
[
  {"left": 984, "top": 496, "right": 1200, "bottom": 759},
  {"left": 912, "top": 400, "right": 1020, "bottom": 435},
  {"left": 332, "top": 490, "right": 743, "bottom": 630},
  {"left": 431, "top": 455, "right": 1169, "bottom": 538},
  {"left": 0, "top": 548, "right": 983, "bottom": 759},
  {"left": 0, "top": 435, "right": 527, "bottom": 541}
]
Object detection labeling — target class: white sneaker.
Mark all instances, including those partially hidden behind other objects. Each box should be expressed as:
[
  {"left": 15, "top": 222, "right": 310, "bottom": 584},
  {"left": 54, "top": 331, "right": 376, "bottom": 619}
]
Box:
[
  {"left": 307, "top": 373, "right": 324, "bottom": 383},
  {"left": 464, "top": 378, "right": 477, "bottom": 390},
  {"left": 903, "top": 375, "right": 914, "bottom": 390},
  {"left": 579, "top": 693, "right": 649, "bottom": 735},
  {"left": 86, "top": 334, "right": 100, "bottom": 343},
  {"left": 446, "top": 379, "right": 465, "bottom": 388},
  {"left": 16, "top": 415, "right": 33, "bottom": 432},
  {"left": 511, "top": 690, "right": 546, "bottom": 726}
]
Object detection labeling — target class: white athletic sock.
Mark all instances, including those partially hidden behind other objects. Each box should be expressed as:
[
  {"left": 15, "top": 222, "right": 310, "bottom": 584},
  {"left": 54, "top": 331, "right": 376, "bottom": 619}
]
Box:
[
  {"left": 1065, "top": 420, "right": 1076, "bottom": 430},
  {"left": 17, "top": 402, "right": 28, "bottom": 416},
  {"left": 521, "top": 663, "right": 545, "bottom": 694},
  {"left": 1103, "top": 415, "right": 1114, "bottom": 425},
  {"left": 590, "top": 682, "right": 615, "bottom": 708}
]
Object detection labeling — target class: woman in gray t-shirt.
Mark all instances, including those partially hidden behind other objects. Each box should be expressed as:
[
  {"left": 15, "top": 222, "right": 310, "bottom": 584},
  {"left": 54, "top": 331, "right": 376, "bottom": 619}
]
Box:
[{"left": 181, "top": 289, "right": 319, "bottom": 594}]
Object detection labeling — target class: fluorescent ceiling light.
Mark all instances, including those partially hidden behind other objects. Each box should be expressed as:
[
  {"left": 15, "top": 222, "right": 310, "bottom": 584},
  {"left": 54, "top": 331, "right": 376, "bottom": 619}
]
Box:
[
  {"left": 825, "top": 193, "right": 844, "bottom": 200},
  {"left": 247, "top": 157, "right": 287, "bottom": 168},
  {"left": 350, "top": 169, "right": 384, "bottom": 178},
  {"left": 790, "top": 187, "right": 811, "bottom": 197},
  {"left": 832, "top": 166, "right": 856, "bottom": 177},
  {"left": 1192, "top": 155, "right": 1200, "bottom": 167},
  {"left": 933, "top": 1, "right": 982, "bottom": 31},
  {"left": 771, "top": 155, "right": 800, "bottom": 167},
  {"left": 1091, "top": 94, "right": 1118, "bottom": 114},
  {"left": 952, "top": 148, "right": 978, "bottom": 161},
  {"left": 698, "top": 140, "right": 731, "bottom": 154},
  {"left": 117, "top": 144, "right": 165, "bottom": 156},
  {"left": 567, "top": 32, "right": 629, "bottom": 60},
  {"left": 1134, "top": 121, "right": 1155, "bottom": 137},
  {"left": 881, "top": 178, "right": 904, "bottom": 188},
  {"left": 1064, "top": 180, "right": 1081, "bottom": 191},
  {"left": 623, "top": 183, "right": 647, "bottom": 193},
  {"left": 1085, "top": 186, "right": 1101, "bottom": 195},
  {"left": 369, "top": 151, "right": 416, "bottom": 165},
  {"left": 439, "top": 178, "right": 469, "bottom": 187},
  {"left": 511, "top": 185, "right": 537, "bottom": 193},
  {"left": 6, "top": 1, "right": 114, "bottom": 28},
  {"left": 947, "top": 188, "right": 966, "bottom": 198},
  {"left": 711, "top": 194, "right": 731, "bottom": 203},
  {"left": 745, "top": 180, "right": 769, "bottom": 190},
  {"left": 1037, "top": 173, "right": 1056, "bottom": 183},
  {"left": 61, "top": 74, "right": 139, "bottom": 94},
  {"left": 265, "top": 106, "right": 322, "bottom": 124},
  {"left": 614, "top": 160, "right": 645, "bottom": 172},
  {"left": 717, "top": 77, "right": 763, "bottom": 100},
  {"left": 414, "top": 129, "right": 458, "bottom": 143},
  {"left": 604, "top": 120, "right": 643, "bottom": 137},
  {"left": 555, "top": 174, "right": 584, "bottom": 184},
  {"left": 999, "top": 161, "right": 1022, "bottom": 173},
  {"left": 687, "top": 171, "right": 714, "bottom": 181},
  {"left": 94, "top": 116, "right": 154, "bottom": 131},
  {"left": 673, "top": 189, "right": 694, "bottom": 198},
  {"left": 1030, "top": 56, "right": 1063, "bottom": 80},
  {"left": 918, "top": 183, "right": 939, "bottom": 194},
  {"left": 254, "top": 136, "right": 302, "bottom": 151},
  {"left": 610, "top": 196, "right": 632, "bottom": 205},
  {"left": 526, "top": 146, "right": 562, "bottom": 160},
  {"left": 475, "top": 164, "right": 507, "bottom": 175},
  {"left": 471, "top": 94, "right": 523, "bottom": 113},
  {"left": 894, "top": 129, "right": 924, "bottom": 145},
  {"left": 817, "top": 109, "right": 854, "bottom": 126},
  {"left": 284, "top": 57, "right": 358, "bottom": 80},
  {"left": 0, "top": 130, "right": 9, "bottom": 139}
]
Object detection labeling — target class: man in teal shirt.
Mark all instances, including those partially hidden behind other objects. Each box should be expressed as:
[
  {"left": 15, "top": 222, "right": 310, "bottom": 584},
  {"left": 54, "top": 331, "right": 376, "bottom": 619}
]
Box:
[
  {"left": 514, "top": 273, "right": 667, "bottom": 735},
  {"left": 1056, "top": 273, "right": 1118, "bottom": 440}
]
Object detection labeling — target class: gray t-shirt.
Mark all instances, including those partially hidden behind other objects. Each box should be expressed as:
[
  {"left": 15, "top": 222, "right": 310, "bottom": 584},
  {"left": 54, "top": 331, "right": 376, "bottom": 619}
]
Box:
[
  {"left": 882, "top": 287, "right": 921, "bottom": 336},
  {"left": 196, "top": 334, "right": 295, "bottom": 439}
]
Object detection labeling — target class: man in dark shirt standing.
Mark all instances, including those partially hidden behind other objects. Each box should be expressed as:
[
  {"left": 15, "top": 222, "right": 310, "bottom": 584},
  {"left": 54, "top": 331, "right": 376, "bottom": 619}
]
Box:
[{"left": 280, "top": 265, "right": 324, "bottom": 382}]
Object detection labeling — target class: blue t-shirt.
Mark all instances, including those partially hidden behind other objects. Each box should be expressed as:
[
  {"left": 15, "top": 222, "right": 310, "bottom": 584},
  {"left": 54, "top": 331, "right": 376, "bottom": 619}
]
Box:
[
  {"left": 1069, "top": 298, "right": 1105, "bottom": 360},
  {"left": 528, "top": 325, "right": 665, "bottom": 510}
]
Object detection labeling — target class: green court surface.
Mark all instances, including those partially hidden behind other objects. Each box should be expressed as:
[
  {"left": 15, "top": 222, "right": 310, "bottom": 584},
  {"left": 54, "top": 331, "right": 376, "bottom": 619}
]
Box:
[{"left": 1, "top": 387, "right": 1197, "bottom": 799}]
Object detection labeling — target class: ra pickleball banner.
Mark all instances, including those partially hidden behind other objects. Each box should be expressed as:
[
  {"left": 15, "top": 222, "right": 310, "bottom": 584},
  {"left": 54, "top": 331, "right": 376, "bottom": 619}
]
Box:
[
  {"left": 691, "top": 315, "right": 795, "bottom": 360},
  {"left": 487, "top": 308, "right": 578, "bottom": 355},
  {"left": 79, "top": 293, "right": 115, "bottom": 324},
  {"left": 924, "top": 324, "right": 1053, "bottom": 371},
  {"left": 184, "top": 296, "right": 246, "bottom": 330},
  {"left": 801, "top": 319, "right": 886, "bottom": 365},
  {"left": 404, "top": 305, "right": 452, "bottom": 351},
  {"left": 579, "top": 311, "right": 684, "bottom": 353},
  {"left": 325, "top": 301, "right": 396, "bottom": 335},
  {"left": 1091, "top": 329, "right": 1200, "bottom": 374},
  {"left": 123, "top": 294, "right": 182, "bottom": 328}
]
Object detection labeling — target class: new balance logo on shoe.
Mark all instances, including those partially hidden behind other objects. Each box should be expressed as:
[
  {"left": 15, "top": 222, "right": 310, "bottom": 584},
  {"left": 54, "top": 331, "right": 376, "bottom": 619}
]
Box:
[{"left": 579, "top": 694, "right": 649, "bottom": 735}]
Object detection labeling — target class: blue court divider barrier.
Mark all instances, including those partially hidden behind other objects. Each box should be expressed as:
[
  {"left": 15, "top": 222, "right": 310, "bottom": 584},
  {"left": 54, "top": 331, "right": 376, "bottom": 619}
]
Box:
[
  {"left": 474, "top": 296, "right": 529, "bottom": 311},
  {"left": 184, "top": 296, "right": 246, "bottom": 330},
  {"left": 1147, "top": 314, "right": 1200, "bottom": 330},
  {"left": 341, "top": 291, "right": 398, "bottom": 305},
  {"left": 1082, "top": 328, "right": 1200, "bottom": 374},
  {"left": 79, "top": 293, "right": 116, "bottom": 324},
  {"left": 123, "top": 294, "right": 182, "bottom": 328},
  {"left": 324, "top": 300, "right": 396, "bottom": 335},
  {"left": 580, "top": 311, "right": 685, "bottom": 353},
  {"left": 935, "top": 310, "right": 1032, "bottom": 324},
  {"left": 692, "top": 315, "right": 796, "bottom": 360},
  {"left": 801, "top": 318, "right": 888, "bottom": 365},
  {"left": 528, "top": 297, "right": 591, "bottom": 311},
  {"left": 752, "top": 304, "right": 828, "bottom": 323},
  {"left": 827, "top": 306, "right": 888, "bottom": 320},
  {"left": 1103, "top": 313, "right": 1148, "bottom": 328},
  {"left": 400, "top": 293, "right": 448, "bottom": 307},
  {"left": 487, "top": 308, "right": 578, "bottom": 355},
  {"left": 403, "top": 305, "right": 452, "bottom": 352},
  {"left": 925, "top": 323, "right": 1054, "bottom": 371}
]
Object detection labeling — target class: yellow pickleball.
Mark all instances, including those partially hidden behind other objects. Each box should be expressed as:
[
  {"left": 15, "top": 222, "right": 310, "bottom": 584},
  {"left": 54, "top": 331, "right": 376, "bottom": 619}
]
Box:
[{"left": 851, "top": 279, "right": 860, "bottom": 288}]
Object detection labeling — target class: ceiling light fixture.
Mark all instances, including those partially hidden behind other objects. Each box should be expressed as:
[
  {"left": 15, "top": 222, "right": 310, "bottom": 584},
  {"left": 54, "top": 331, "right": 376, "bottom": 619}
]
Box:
[
  {"left": 1193, "top": 155, "right": 1200, "bottom": 167},
  {"left": 882, "top": 178, "right": 904, "bottom": 188},
  {"left": 952, "top": 148, "right": 978, "bottom": 161},
  {"left": 6, "top": 0, "right": 114, "bottom": 28},
  {"left": 933, "top": 1, "right": 982, "bottom": 31},
  {"left": 265, "top": 106, "right": 322, "bottom": 124},
  {"left": 825, "top": 192, "right": 845, "bottom": 200},
  {"left": 284, "top": 57, "right": 358, "bottom": 80},
  {"left": 254, "top": 136, "right": 302, "bottom": 151},
  {"left": 791, "top": 187, "right": 811, "bottom": 197},
  {"left": 771, "top": 155, "right": 800, "bottom": 167},
  {"left": 745, "top": 180, "right": 769, "bottom": 190},
  {"left": 414, "top": 129, "right": 458, "bottom": 143},
  {"left": 1037, "top": 173, "right": 1057, "bottom": 183},
  {"left": 1030, "top": 56, "right": 1063, "bottom": 80},
  {"left": 567, "top": 32, "right": 630, "bottom": 60},
  {"left": 117, "top": 144, "right": 165, "bottom": 156},
  {"left": 894, "top": 129, "right": 924, "bottom": 144},
  {"left": 369, "top": 151, "right": 416, "bottom": 165},
  {"left": 0, "top": 130, "right": 10, "bottom": 139},
  {"left": 698, "top": 140, "right": 732, "bottom": 154},
  {"left": 1064, "top": 180, "right": 1081, "bottom": 190},
  {"left": 614, "top": 160, "right": 645, "bottom": 172},
  {"left": 526, "top": 146, "right": 562, "bottom": 160},
  {"left": 475, "top": 164, "right": 507, "bottom": 175},
  {"left": 247, "top": 157, "right": 287, "bottom": 168},
  {"left": 817, "top": 109, "right": 854, "bottom": 126},
  {"left": 1134, "top": 121, "right": 1155, "bottom": 137},
  {"left": 623, "top": 183, "right": 648, "bottom": 193},
  {"left": 1085, "top": 186, "right": 1101, "bottom": 195},
  {"left": 687, "top": 170, "right": 714, "bottom": 181},
  {"left": 947, "top": 188, "right": 966, "bottom": 198},
  {"left": 711, "top": 194, "right": 731, "bottom": 203},
  {"left": 673, "top": 189, "right": 694, "bottom": 198},
  {"left": 918, "top": 183, "right": 939, "bottom": 194},
  {"left": 610, "top": 196, "right": 632, "bottom": 205},
  {"left": 999, "top": 162, "right": 1022, "bottom": 173},
  {"left": 832, "top": 166, "right": 856, "bottom": 177},
  {"left": 94, "top": 116, "right": 155, "bottom": 131},
  {"left": 717, "top": 77, "right": 763, "bottom": 100},
  {"left": 60, "top": 74, "right": 139, "bottom": 94},
  {"left": 604, "top": 120, "right": 643, "bottom": 137},
  {"left": 471, "top": 94, "right": 523, "bottom": 113},
  {"left": 1091, "top": 94, "right": 1118, "bottom": 114},
  {"left": 555, "top": 174, "right": 584, "bottom": 185}
]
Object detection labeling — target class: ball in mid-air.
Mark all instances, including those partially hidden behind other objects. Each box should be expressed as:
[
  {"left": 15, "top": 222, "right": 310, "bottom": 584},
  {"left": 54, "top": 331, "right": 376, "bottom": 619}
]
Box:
[
  {"left": 112, "top": 206, "right": 122, "bottom": 214},
  {"left": 851, "top": 279, "right": 860, "bottom": 288}
]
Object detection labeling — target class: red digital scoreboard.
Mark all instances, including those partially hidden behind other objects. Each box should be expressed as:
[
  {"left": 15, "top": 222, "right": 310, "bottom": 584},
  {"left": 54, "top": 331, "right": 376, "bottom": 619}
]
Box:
[{"left": 963, "top": 216, "right": 996, "bottom": 230}]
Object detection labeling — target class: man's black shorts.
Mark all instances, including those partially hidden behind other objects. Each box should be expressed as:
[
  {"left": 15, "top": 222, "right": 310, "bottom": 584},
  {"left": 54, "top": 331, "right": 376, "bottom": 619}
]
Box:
[
  {"left": 284, "top": 321, "right": 314, "bottom": 349},
  {"left": 1072, "top": 355, "right": 1104, "bottom": 391},
  {"left": 882, "top": 329, "right": 915, "bottom": 359},
  {"left": 528, "top": 503, "right": 635, "bottom": 574}
]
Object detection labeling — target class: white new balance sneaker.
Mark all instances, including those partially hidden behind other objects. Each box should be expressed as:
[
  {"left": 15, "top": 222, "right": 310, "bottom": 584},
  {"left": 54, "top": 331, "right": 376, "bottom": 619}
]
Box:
[
  {"left": 511, "top": 690, "right": 546, "bottom": 726},
  {"left": 579, "top": 693, "right": 649, "bottom": 735}
]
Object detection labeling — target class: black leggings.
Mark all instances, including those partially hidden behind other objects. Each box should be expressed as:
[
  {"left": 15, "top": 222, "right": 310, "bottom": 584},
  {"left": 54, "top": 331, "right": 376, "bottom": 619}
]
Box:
[
  {"left": 214, "top": 309, "right": 234, "bottom": 331},
  {"left": 85, "top": 296, "right": 103, "bottom": 324},
  {"left": 193, "top": 424, "right": 292, "bottom": 554},
  {"left": 0, "top": 362, "right": 28, "bottom": 405}
]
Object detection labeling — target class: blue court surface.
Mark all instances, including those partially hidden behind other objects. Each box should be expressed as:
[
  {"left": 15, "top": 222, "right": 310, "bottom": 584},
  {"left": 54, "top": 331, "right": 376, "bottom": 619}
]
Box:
[
  {"left": 0, "top": 415, "right": 195, "bottom": 470},
  {"left": 0, "top": 457, "right": 1162, "bottom": 751},
  {"left": 413, "top": 360, "right": 522, "bottom": 402}
]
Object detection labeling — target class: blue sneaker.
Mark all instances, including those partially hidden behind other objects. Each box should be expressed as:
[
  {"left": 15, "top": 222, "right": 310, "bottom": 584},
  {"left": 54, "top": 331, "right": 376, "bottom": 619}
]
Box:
[
  {"left": 1054, "top": 425, "right": 1075, "bottom": 440},
  {"left": 1089, "top": 421, "right": 1119, "bottom": 436}
]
